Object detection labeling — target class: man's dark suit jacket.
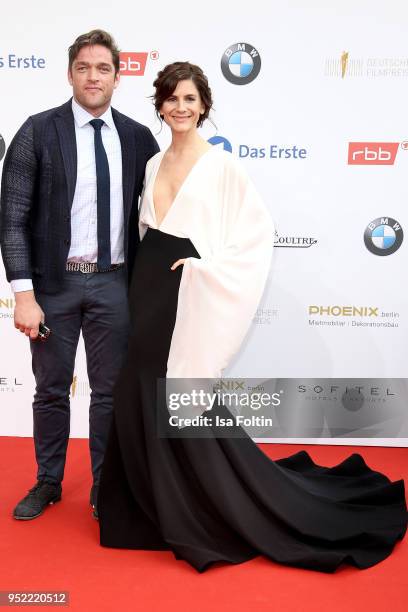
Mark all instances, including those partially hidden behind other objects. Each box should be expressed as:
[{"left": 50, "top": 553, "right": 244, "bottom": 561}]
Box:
[{"left": 0, "top": 99, "right": 159, "bottom": 293}]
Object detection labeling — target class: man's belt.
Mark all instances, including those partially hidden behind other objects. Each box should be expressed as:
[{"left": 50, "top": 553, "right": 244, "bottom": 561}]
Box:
[{"left": 66, "top": 262, "right": 125, "bottom": 273}]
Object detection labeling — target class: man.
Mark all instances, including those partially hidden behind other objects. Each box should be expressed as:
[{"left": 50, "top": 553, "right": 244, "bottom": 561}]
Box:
[{"left": 0, "top": 30, "right": 159, "bottom": 520}]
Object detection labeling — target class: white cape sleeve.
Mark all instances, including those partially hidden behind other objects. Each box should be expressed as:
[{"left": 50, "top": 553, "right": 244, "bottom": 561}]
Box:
[{"left": 166, "top": 156, "right": 274, "bottom": 378}]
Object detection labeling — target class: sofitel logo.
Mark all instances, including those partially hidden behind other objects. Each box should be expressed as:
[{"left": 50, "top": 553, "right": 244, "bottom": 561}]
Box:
[
  {"left": 298, "top": 384, "right": 395, "bottom": 396},
  {"left": 297, "top": 383, "right": 397, "bottom": 411},
  {"left": 0, "top": 377, "right": 23, "bottom": 392}
]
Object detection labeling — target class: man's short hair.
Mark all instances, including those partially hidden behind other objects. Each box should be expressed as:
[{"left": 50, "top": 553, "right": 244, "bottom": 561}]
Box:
[{"left": 68, "top": 29, "right": 120, "bottom": 75}]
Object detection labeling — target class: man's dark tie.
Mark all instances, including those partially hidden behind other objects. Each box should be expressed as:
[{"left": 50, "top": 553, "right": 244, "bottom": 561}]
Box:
[{"left": 90, "top": 119, "right": 111, "bottom": 270}]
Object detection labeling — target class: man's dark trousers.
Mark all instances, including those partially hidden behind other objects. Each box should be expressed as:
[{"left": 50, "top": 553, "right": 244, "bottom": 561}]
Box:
[{"left": 31, "top": 267, "right": 129, "bottom": 485}]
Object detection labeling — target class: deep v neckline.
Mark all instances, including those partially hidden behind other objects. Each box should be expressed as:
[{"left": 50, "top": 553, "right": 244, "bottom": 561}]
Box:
[{"left": 151, "top": 146, "right": 214, "bottom": 229}]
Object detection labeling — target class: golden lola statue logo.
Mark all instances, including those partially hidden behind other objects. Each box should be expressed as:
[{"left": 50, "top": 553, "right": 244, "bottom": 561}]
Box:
[
  {"left": 341, "top": 51, "right": 349, "bottom": 78},
  {"left": 325, "top": 51, "right": 408, "bottom": 78},
  {"left": 70, "top": 375, "right": 90, "bottom": 398},
  {"left": 71, "top": 376, "right": 78, "bottom": 398}
]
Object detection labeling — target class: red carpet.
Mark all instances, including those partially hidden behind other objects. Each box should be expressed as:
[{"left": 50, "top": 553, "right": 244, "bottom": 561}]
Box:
[{"left": 0, "top": 437, "right": 407, "bottom": 611}]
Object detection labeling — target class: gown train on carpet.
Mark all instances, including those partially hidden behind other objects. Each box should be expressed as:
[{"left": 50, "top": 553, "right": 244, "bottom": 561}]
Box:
[{"left": 98, "top": 228, "right": 407, "bottom": 572}]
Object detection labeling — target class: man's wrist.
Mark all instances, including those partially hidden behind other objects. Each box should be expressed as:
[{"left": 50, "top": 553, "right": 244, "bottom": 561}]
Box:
[{"left": 14, "top": 290, "right": 36, "bottom": 304}]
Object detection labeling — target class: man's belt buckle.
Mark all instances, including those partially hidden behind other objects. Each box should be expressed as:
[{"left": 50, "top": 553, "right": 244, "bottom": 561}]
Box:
[
  {"left": 66, "top": 261, "right": 123, "bottom": 273},
  {"left": 66, "top": 262, "right": 98, "bottom": 273},
  {"left": 79, "top": 262, "right": 95, "bottom": 273}
]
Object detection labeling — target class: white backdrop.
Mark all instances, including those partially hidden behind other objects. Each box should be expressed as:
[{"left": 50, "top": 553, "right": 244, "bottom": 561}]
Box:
[{"left": 0, "top": 0, "right": 407, "bottom": 445}]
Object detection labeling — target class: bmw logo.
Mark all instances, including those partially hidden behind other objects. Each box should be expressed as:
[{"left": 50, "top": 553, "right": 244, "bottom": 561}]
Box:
[
  {"left": 221, "top": 42, "right": 261, "bottom": 85},
  {"left": 0, "top": 134, "right": 5, "bottom": 162},
  {"left": 208, "top": 136, "right": 232, "bottom": 152},
  {"left": 364, "top": 217, "right": 403, "bottom": 256}
]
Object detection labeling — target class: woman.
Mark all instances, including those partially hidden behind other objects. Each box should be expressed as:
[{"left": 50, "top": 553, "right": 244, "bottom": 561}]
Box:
[{"left": 98, "top": 62, "right": 407, "bottom": 572}]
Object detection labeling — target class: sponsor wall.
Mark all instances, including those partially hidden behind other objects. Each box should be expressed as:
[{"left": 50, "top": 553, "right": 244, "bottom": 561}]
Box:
[{"left": 0, "top": 0, "right": 407, "bottom": 445}]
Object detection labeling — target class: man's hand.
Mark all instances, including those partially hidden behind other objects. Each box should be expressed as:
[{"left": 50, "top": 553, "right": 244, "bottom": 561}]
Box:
[{"left": 14, "top": 291, "right": 44, "bottom": 340}]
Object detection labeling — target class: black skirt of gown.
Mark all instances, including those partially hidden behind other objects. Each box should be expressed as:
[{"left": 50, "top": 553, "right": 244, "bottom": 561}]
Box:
[{"left": 98, "top": 228, "right": 407, "bottom": 572}]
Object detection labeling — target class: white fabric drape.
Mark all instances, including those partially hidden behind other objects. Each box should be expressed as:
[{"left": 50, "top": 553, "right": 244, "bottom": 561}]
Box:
[{"left": 139, "top": 147, "right": 274, "bottom": 378}]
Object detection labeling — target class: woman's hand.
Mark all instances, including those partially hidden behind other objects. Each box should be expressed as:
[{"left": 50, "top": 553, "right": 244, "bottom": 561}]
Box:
[{"left": 170, "top": 259, "right": 187, "bottom": 271}]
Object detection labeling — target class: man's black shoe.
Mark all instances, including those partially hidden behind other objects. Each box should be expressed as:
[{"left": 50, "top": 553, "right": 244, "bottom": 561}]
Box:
[
  {"left": 13, "top": 481, "right": 62, "bottom": 520},
  {"left": 90, "top": 484, "right": 99, "bottom": 520}
]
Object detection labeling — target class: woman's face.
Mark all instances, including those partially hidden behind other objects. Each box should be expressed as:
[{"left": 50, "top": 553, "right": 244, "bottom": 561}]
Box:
[{"left": 160, "top": 79, "right": 204, "bottom": 133}]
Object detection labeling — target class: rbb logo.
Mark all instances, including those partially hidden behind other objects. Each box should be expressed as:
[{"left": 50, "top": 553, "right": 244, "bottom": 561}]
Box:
[
  {"left": 119, "top": 52, "right": 148, "bottom": 76},
  {"left": 348, "top": 142, "right": 399, "bottom": 165}
]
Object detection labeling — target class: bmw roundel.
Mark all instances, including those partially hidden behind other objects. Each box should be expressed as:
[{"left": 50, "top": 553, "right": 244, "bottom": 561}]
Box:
[
  {"left": 364, "top": 217, "right": 403, "bottom": 256},
  {"left": 221, "top": 42, "right": 261, "bottom": 85}
]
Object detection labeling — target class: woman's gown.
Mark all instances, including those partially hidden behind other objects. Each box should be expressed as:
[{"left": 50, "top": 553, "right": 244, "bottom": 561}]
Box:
[{"left": 98, "top": 148, "right": 407, "bottom": 572}]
